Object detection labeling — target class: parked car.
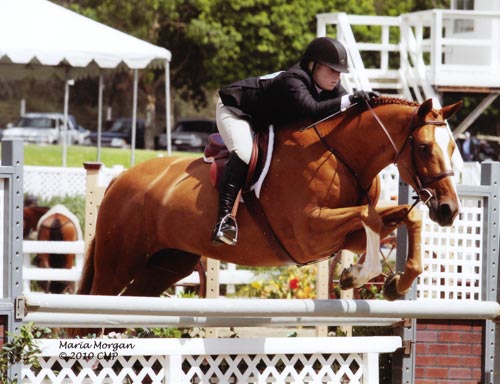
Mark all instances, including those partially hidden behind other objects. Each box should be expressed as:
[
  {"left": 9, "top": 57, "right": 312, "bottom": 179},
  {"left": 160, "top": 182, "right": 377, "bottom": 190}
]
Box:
[
  {"left": 88, "top": 118, "right": 145, "bottom": 149},
  {"left": 75, "top": 124, "right": 91, "bottom": 145},
  {"left": 2, "top": 113, "right": 86, "bottom": 145},
  {"left": 154, "top": 119, "right": 218, "bottom": 151}
]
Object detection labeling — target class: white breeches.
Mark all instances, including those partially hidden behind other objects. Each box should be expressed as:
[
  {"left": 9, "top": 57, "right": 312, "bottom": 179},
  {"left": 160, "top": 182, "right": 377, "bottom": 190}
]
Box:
[{"left": 216, "top": 98, "right": 254, "bottom": 164}]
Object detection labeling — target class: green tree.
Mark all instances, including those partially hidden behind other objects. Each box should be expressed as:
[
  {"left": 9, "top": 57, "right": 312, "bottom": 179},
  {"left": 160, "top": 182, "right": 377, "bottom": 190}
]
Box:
[
  {"left": 56, "top": 0, "right": 376, "bottom": 109},
  {"left": 162, "top": 0, "right": 376, "bottom": 90}
]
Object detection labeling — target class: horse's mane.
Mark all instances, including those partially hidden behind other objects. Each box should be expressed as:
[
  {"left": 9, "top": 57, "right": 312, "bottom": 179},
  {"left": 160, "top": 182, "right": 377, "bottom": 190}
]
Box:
[{"left": 369, "top": 96, "right": 419, "bottom": 108}]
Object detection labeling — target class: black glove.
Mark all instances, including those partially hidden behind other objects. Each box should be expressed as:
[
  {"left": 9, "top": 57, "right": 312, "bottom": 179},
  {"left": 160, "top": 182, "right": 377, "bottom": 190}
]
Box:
[{"left": 349, "top": 90, "right": 381, "bottom": 103}]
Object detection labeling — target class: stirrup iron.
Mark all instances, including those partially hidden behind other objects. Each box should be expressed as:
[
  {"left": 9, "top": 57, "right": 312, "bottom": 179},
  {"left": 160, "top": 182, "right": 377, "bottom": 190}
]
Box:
[{"left": 213, "top": 214, "right": 238, "bottom": 246}]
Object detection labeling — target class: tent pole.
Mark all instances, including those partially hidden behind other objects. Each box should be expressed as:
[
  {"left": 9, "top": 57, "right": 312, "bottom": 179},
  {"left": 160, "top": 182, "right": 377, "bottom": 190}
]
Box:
[
  {"left": 62, "top": 76, "right": 71, "bottom": 167},
  {"left": 131, "top": 69, "right": 138, "bottom": 167},
  {"left": 165, "top": 60, "right": 171, "bottom": 156},
  {"left": 97, "top": 73, "right": 104, "bottom": 162},
  {"left": 20, "top": 99, "right": 26, "bottom": 116}
]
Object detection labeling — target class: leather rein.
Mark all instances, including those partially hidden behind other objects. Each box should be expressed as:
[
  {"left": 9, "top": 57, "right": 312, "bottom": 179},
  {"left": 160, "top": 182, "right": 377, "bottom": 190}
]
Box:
[{"left": 308, "top": 99, "right": 453, "bottom": 218}]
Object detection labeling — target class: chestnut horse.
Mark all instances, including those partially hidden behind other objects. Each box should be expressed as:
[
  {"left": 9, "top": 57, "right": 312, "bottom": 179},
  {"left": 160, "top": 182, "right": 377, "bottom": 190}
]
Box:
[
  {"left": 24, "top": 204, "right": 81, "bottom": 293},
  {"left": 76, "top": 97, "right": 462, "bottom": 311}
]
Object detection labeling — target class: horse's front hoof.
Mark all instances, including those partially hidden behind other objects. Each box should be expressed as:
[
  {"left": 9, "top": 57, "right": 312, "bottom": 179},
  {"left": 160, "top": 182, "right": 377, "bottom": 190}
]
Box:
[
  {"left": 383, "top": 272, "right": 409, "bottom": 301},
  {"left": 339, "top": 264, "right": 363, "bottom": 290},
  {"left": 340, "top": 267, "right": 354, "bottom": 290}
]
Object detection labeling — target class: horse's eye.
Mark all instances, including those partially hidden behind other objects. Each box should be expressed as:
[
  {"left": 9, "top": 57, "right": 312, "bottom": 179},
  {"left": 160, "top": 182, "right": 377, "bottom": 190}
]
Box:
[{"left": 418, "top": 143, "right": 432, "bottom": 157}]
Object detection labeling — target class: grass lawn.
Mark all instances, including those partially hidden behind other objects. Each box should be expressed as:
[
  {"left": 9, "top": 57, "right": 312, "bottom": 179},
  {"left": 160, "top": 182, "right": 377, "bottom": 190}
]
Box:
[{"left": 6, "top": 143, "right": 201, "bottom": 168}]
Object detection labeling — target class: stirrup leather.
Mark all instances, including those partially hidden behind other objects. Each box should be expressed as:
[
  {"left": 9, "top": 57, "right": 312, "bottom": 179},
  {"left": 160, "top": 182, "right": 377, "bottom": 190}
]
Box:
[{"left": 213, "top": 214, "right": 238, "bottom": 246}]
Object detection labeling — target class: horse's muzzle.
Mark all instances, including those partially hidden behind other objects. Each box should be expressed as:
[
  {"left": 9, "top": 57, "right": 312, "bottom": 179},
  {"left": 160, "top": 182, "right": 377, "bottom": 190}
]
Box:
[{"left": 429, "top": 199, "right": 459, "bottom": 227}]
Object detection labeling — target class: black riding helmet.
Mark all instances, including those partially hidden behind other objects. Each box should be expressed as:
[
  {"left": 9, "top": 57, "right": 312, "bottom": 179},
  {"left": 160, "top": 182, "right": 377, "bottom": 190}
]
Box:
[{"left": 302, "top": 37, "right": 349, "bottom": 73}]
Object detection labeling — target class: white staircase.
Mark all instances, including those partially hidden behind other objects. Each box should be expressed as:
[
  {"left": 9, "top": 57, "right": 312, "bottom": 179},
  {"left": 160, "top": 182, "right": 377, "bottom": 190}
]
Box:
[
  {"left": 317, "top": 12, "right": 438, "bottom": 102},
  {"left": 316, "top": 11, "right": 482, "bottom": 171},
  {"left": 318, "top": 10, "right": 500, "bottom": 104}
]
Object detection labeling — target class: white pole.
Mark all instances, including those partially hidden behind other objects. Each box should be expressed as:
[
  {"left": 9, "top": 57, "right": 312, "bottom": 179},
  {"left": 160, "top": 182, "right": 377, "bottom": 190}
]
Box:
[
  {"left": 62, "top": 78, "right": 71, "bottom": 167},
  {"left": 165, "top": 60, "right": 172, "bottom": 156},
  {"left": 20, "top": 98, "right": 26, "bottom": 117},
  {"left": 24, "top": 312, "right": 400, "bottom": 328},
  {"left": 24, "top": 294, "right": 500, "bottom": 321},
  {"left": 97, "top": 74, "right": 104, "bottom": 162},
  {"left": 131, "top": 69, "right": 138, "bottom": 167}
]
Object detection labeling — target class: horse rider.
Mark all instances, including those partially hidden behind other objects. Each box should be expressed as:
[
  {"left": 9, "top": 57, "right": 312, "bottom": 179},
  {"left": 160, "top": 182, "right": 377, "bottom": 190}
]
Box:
[{"left": 213, "top": 36, "right": 380, "bottom": 246}]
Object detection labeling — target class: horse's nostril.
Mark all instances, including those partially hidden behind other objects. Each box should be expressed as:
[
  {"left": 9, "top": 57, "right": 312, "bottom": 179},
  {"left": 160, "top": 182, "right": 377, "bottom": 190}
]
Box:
[
  {"left": 437, "top": 203, "right": 458, "bottom": 226},
  {"left": 439, "top": 203, "right": 452, "bottom": 218}
]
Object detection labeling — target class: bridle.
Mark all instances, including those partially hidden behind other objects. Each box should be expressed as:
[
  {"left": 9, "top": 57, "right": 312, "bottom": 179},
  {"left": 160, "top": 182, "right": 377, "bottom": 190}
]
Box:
[
  {"left": 365, "top": 100, "right": 453, "bottom": 208},
  {"left": 305, "top": 99, "right": 454, "bottom": 220}
]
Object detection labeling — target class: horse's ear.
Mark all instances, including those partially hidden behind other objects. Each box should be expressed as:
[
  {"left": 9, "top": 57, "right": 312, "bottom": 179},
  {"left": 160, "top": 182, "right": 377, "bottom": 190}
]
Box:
[
  {"left": 417, "top": 98, "right": 434, "bottom": 119},
  {"left": 440, "top": 100, "right": 463, "bottom": 120}
]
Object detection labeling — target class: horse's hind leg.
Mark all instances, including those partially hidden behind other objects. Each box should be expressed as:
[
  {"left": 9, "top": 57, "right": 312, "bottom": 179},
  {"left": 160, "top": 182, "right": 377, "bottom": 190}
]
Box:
[{"left": 123, "top": 249, "right": 201, "bottom": 297}]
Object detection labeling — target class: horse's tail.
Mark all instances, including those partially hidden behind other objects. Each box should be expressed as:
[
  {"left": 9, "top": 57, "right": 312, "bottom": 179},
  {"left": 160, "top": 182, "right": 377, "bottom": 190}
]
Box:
[{"left": 76, "top": 237, "right": 95, "bottom": 295}]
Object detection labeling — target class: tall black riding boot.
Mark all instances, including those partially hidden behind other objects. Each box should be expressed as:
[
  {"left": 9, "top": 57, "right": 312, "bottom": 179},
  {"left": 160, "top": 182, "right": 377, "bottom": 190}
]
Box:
[{"left": 212, "top": 151, "right": 249, "bottom": 246}]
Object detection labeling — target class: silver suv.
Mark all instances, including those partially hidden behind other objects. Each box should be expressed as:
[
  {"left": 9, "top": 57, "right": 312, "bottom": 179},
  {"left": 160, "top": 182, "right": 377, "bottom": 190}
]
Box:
[{"left": 2, "top": 113, "right": 86, "bottom": 145}]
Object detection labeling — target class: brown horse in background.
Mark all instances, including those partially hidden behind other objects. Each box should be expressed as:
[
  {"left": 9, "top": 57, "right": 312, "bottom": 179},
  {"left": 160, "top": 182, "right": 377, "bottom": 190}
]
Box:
[
  {"left": 23, "top": 205, "right": 50, "bottom": 239},
  {"left": 24, "top": 203, "right": 80, "bottom": 293},
  {"left": 74, "top": 97, "right": 462, "bottom": 334}
]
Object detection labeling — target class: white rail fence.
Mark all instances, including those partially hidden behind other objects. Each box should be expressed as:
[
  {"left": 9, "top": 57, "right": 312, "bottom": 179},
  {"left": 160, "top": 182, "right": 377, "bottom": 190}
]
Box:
[{"left": 22, "top": 240, "right": 255, "bottom": 295}]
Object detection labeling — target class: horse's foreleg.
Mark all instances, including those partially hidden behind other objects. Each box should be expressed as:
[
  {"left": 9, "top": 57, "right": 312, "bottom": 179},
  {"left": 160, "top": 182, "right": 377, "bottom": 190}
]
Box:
[
  {"left": 338, "top": 203, "right": 421, "bottom": 295},
  {"left": 297, "top": 204, "right": 384, "bottom": 288},
  {"left": 382, "top": 207, "right": 422, "bottom": 300},
  {"left": 337, "top": 205, "right": 383, "bottom": 289}
]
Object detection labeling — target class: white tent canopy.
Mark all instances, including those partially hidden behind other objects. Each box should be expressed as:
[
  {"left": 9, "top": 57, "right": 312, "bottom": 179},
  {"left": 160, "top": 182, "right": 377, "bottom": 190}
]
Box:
[{"left": 0, "top": 0, "right": 172, "bottom": 164}]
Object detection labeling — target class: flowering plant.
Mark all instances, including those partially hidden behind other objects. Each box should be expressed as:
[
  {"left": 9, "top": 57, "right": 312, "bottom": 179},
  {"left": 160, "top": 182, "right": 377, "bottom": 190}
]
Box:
[{"left": 235, "top": 265, "right": 317, "bottom": 299}]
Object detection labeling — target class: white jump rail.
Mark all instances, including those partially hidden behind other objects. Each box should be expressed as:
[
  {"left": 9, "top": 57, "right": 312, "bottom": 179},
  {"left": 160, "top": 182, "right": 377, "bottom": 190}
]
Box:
[
  {"left": 22, "top": 336, "right": 402, "bottom": 384},
  {"left": 23, "top": 293, "right": 500, "bottom": 322}
]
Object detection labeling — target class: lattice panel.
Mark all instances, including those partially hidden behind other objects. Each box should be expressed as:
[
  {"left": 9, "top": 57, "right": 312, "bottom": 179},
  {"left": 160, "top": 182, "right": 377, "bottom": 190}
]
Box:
[
  {"left": 24, "top": 166, "right": 86, "bottom": 199},
  {"left": 22, "top": 352, "right": 368, "bottom": 383},
  {"left": 182, "top": 353, "right": 364, "bottom": 383},
  {"left": 23, "top": 355, "right": 165, "bottom": 384},
  {"left": 24, "top": 165, "right": 124, "bottom": 199},
  {"left": 417, "top": 195, "right": 483, "bottom": 300}
]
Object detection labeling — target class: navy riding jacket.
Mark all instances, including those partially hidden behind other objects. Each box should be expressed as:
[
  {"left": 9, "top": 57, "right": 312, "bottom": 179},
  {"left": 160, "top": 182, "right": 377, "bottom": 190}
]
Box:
[{"left": 219, "top": 62, "right": 348, "bottom": 132}]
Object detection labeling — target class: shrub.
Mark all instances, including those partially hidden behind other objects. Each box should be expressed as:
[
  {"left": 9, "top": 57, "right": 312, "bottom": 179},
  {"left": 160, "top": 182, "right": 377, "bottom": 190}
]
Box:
[{"left": 234, "top": 265, "right": 317, "bottom": 299}]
